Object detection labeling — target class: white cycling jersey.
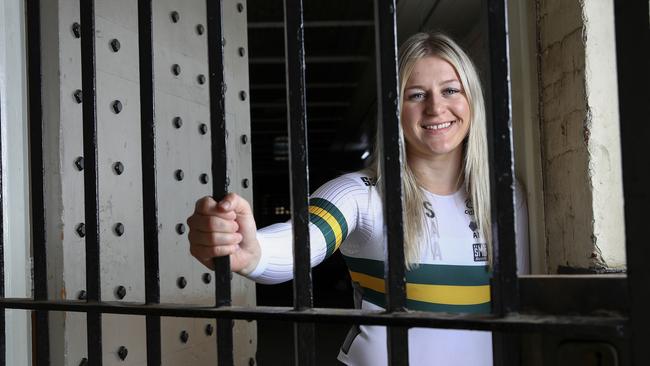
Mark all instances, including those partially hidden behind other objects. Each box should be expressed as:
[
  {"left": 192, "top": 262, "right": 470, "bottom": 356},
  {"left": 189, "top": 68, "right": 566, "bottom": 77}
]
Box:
[{"left": 248, "top": 171, "right": 529, "bottom": 366}]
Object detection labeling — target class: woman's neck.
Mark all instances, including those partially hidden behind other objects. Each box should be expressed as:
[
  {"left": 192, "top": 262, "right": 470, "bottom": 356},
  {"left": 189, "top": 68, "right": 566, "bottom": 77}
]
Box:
[{"left": 407, "top": 148, "right": 464, "bottom": 195}]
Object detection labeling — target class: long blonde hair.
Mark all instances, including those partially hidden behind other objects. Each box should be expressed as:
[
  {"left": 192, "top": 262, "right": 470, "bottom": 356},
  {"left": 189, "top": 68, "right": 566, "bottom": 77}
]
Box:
[{"left": 366, "top": 32, "right": 491, "bottom": 268}]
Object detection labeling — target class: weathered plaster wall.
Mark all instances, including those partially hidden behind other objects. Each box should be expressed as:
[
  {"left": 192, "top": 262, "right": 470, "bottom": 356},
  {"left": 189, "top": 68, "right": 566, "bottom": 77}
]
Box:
[
  {"left": 538, "top": 0, "right": 625, "bottom": 272},
  {"left": 0, "top": 0, "right": 32, "bottom": 364},
  {"left": 582, "top": 0, "right": 626, "bottom": 269}
]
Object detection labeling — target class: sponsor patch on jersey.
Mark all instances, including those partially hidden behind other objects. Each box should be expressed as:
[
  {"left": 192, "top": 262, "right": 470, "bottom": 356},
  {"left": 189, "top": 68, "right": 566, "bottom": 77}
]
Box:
[
  {"left": 423, "top": 201, "right": 435, "bottom": 218},
  {"left": 473, "top": 243, "right": 488, "bottom": 262},
  {"left": 465, "top": 198, "right": 475, "bottom": 216}
]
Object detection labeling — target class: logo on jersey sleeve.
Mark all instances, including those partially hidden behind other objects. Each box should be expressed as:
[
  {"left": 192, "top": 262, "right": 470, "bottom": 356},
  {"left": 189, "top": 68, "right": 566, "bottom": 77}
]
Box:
[
  {"left": 473, "top": 243, "right": 488, "bottom": 262},
  {"left": 360, "top": 176, "right": 377, "bottom": 186}
]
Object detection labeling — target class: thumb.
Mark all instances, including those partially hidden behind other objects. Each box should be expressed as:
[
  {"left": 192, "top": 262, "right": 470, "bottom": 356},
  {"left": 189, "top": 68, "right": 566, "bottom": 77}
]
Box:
[
  {"left": 219, "top": 193, "right": 258, "bottom": 249},
  {"left": 218, "top": 192, "right": 253, "bottom": 217},
  {"left": 194, "top": 195, "right": 235, "bottom": 220}
]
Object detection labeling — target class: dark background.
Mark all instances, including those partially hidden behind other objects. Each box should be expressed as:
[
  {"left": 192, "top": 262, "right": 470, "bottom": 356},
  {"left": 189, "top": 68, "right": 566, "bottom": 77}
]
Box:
[{"left": 245, "top": 0, "right": 484, "bottom": 363}]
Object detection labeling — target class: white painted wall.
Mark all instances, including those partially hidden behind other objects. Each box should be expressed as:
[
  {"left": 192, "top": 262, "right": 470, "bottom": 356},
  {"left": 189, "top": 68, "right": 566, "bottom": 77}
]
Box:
[
  {"left": 582, "top": 0, "right": 626, "bottom": 269},
  {"left": 37, "top": 0, "right": 255, "bottom": 365},
  {"left": 0, "top": 0, "right": 33, "bottom": 365}
]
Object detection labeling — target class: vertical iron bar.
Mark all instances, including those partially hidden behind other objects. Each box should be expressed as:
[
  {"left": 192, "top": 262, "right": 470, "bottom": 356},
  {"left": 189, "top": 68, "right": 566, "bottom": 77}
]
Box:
[
  {"left": 614, "top": 0, "right": 650, "bottom": 365},
  {"left": 80, "top": 0, "right": 103, "bottom": 364},
  {"left": 0, "top": 66, "right": 5, "bottom": 366},
  {"left": 206, "top": 1, "right": 234, "bottom": 365},
  {"left": 374, "top": 0, "right": 408, "bottom": 365},
  {"left": 26, "top": 0, "right": 51, "bottom": 364},
  {"left": 137, "top": 0, "right": 161, "bottom": 365},
  {"left": 283, "top": 0, "right": 316, "bottom": 365},
  {"left": 486, "top": 0, "right": 519, "bottom": 365}
]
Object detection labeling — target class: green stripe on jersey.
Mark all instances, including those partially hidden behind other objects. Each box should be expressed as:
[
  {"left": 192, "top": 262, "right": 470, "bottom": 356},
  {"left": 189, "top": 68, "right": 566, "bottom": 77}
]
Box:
[
  {"left": 308, "top": 197, "right": 349, "bottom": 257},
  {"left": 343, "top": 255, "right": 491, "bottom": 287},
  {"left": 310, "top": 197, "right": 348, "bottom": 239},
  {"left": 308, "top": 212, "right": 337, "bottom": 256}
]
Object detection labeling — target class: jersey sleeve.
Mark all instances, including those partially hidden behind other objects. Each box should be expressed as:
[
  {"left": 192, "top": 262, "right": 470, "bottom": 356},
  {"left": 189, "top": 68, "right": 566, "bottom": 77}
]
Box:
[{"left": 246, "top": 173, "right": 370, "bottom": 284}]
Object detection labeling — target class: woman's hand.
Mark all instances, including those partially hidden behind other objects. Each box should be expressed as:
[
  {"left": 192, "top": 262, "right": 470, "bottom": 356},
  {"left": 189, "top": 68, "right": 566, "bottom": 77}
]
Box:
[{"left": 187, "top": 193, "right": 261, "bottom": 275}]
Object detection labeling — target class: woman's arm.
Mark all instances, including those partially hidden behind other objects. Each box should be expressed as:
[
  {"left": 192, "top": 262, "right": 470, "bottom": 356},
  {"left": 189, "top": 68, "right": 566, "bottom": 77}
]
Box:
[{"left": 187, "top": 173, "right": 368, "bottom": 284}]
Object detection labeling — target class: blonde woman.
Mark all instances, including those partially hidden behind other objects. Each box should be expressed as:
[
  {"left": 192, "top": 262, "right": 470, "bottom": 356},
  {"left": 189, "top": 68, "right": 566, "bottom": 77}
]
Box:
[{"left": 187, "top": 32, "right": 529, "bottom": 366}]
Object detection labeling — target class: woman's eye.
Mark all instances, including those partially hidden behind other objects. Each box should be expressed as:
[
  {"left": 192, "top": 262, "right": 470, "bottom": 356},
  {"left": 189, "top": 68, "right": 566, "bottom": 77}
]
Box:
[
  {"left": 442, "top": 88, "right": 461, "bottom": 96},
  {"left": 407, "top": 92, "right": 426, "bottom": 101}
]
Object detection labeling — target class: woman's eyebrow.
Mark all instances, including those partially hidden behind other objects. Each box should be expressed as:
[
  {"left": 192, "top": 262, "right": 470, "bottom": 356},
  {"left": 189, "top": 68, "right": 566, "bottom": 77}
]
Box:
[
  {"left": 440, "top": 78, "right": 461, "bottom": 85},
  {"left": 405, "top": 79, "right": 461, "bottom": 89}
]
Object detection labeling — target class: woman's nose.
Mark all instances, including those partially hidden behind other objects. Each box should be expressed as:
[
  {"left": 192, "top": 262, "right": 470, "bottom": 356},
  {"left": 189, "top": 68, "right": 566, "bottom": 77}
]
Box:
[{"left": 425, "top": 94, "right": 444, "bottom": 115}]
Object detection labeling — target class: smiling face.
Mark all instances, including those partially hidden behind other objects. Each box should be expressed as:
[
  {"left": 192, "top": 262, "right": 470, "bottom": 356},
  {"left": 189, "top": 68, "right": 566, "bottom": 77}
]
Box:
[{"left": 401, "top": 55, "right": 471, "bottom": 161}]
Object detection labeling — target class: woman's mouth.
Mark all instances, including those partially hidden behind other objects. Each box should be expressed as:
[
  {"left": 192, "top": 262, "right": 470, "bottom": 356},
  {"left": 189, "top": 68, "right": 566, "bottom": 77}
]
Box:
[{"left": 421, "top": 120, "right": 455, "bottom": 130}]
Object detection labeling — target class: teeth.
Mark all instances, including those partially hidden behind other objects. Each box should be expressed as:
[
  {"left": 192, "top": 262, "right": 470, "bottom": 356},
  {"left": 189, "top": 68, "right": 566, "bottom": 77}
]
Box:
[{"left": 423, "top": 121, "right": 453, "bottom": 130}]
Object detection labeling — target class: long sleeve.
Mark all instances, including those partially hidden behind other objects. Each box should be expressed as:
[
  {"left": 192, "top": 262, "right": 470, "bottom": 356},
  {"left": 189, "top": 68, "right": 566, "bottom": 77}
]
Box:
[{"left": 246, "top": 173, "right": 370, "bottom": 284}]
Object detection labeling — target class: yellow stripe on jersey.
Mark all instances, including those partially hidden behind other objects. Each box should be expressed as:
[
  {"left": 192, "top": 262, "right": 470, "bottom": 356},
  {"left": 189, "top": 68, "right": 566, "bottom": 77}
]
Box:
[
  {"left": 349, "top": 271, "right": 491, "bottom": 306},
  {"left": 309, "top": 205, "right": 344, "bottom": 250}
]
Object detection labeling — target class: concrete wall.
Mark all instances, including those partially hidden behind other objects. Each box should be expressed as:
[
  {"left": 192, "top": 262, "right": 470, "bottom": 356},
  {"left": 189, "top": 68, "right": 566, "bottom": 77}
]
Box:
[
  {"left": 0, "top": 0, "right": 32, "bottom": 365},
  {"left": 538, "top": 0, "right": 625, "bottom": 273}
]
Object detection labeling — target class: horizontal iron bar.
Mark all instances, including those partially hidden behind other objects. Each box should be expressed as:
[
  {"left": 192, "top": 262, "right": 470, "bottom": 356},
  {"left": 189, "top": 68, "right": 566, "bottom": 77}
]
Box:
[
  {"left": 0, "top": 298, "right": 627, "bottom": 337},
  {"left": 252, "top": 117, "right": 343, "bottom": 123},
  {"left": 251, "top": 56, "right": 370, "bottom": 64},
  {"left": 253, "top": 129, "right": 337, "bottom": 135},
  {"left": 249, "top": 20, "right": 374, "bottom": 29},
  {"left": 252, "top": 102, "right": 350, "bottom": 108},
  {"left": 251, "top": 82, "right": 358, "bottom": 90}
]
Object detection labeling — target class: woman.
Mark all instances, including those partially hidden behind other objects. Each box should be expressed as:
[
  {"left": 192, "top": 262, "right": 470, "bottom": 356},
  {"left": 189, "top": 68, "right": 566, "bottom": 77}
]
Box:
[{"left": 188, "top": 32, "right": 528, "bottom": 365}]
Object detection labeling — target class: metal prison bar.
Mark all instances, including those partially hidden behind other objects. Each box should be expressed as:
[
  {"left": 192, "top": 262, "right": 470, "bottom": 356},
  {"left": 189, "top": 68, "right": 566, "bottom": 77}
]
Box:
[
  {"left": 486, "top": 1, "right": 519, "bottom": 364},
  {"left": 0, "top": 0, "right": 648, "bottom": 366},
  {"left": 138, "top": 0, "right": 162, "bottom": 365},
  {"left": 79, "top": 0, "right": 103, "bottom": 362},
  {"left": 373, "top": 2, "right": 409, "bottom": 365},
  {"left": 205, "top": 0, "right": 235, "bottom": 365},
  {"left": 25, "top": 0, "right": 50, "bottom": 363},
  {"left": 284, "top": 0, "right": 317, "bottom": 365}
]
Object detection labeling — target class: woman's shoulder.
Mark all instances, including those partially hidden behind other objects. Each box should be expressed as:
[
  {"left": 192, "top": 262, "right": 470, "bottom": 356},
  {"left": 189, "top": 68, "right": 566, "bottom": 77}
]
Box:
[
  {"left": 337, "top": 170, "right": 378, "bottom": 188},
  {"left": 312, "top": 170, "right": 377, "bottom": 200}
]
